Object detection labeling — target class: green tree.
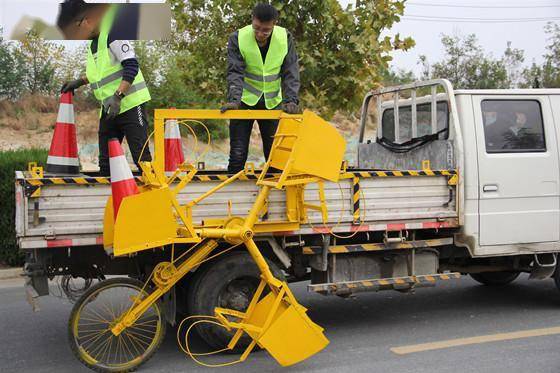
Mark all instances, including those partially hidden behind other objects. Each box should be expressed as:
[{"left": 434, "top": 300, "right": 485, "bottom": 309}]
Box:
[
  {"left": 168, "top": 0, "right": 414, "bottom": 117},
  {"left": 0, "top": 29, "right": 26, "bottom": 100},
  {"left": 522, "top": 22, "right": 560, "bottom": 88},
  {"left": 380, "top": 66, "right": 415, "bottom": 85},
  {"left": 15, "top": 31, "right": 65, "bottom": 95},
  {"left": 420, "top": 33, "right": 523, "bottom": 89}
]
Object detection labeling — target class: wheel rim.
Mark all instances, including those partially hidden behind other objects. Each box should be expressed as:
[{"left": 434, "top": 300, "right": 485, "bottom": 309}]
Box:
[
  {"left": 218, "top": 277, "right": 259, "bottom": 312},
  {"left": 71, "top": 281, "right": 163, "bottom": 370}
]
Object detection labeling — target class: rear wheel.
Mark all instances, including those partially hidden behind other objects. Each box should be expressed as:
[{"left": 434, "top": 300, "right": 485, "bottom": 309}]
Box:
[
  {"left": 68, "top": 277, "right": 166, "bottom": 373},
  {"left": 187, "top": 251, "right": 284, "bottom": 352},
  {"left": 470, "top": 271, "right": 520, "bottom": 286},
  {"left": 553, "top": 266, "right": 560, "bottom": 291}
]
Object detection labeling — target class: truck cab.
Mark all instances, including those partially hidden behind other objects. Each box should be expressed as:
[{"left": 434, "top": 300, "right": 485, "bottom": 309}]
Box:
[{"left": 359, "top": 79, "right": 560, "bottom": 260}]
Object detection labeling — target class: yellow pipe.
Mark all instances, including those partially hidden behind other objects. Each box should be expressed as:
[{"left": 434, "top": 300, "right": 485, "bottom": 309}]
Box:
[
  {"left": 243, "top": 185, "right": 271, "bottom": 231},
  {"left": 153, "top": 117, "right": 165, "bottom": 179},
  {"left": 197, "top": 228, "right": 241, "bottom": 239},
  {"left": 186, "top": 169, "right": 247, "bottom": 208},
  {"left": 244, "top": 238, "right": 281, "bottom": 287},
  {"left": 112, "top": 239, "right": 218, "bottom": 336},
  {"left": 154, "top": 109, "right": 302, "bottom": 121}
]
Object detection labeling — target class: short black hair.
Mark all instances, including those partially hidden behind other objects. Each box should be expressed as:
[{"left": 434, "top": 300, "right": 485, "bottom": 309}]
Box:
[
  {"left": 252, "top": 3, "right": 279, "bottom": 22},
  {"left": 56, "top": 0, "right": 103, "bottom": 29}
]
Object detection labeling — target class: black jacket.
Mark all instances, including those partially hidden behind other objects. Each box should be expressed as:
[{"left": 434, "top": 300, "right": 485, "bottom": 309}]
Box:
[{"left": 226, "top": 29, "right": 300, "bottom": 105}]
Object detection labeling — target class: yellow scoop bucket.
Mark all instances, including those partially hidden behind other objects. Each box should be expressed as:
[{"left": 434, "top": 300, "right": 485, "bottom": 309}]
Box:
[{"left": 215, "top": 279, "right": 328, "bottom": 366}]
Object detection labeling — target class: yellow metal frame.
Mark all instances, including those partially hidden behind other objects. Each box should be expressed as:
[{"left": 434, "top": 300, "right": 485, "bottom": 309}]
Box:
[{"left": 103, "top": 109, "right": 343, "bottom": 367}]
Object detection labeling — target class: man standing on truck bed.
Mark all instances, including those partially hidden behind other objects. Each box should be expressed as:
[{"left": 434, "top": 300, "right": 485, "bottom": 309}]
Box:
[
  {"left": 221, "top": 3, "right": 301, "bottom": 173},
  {"left": 58, "top": 1, "right": 151, "bottom": 176}
]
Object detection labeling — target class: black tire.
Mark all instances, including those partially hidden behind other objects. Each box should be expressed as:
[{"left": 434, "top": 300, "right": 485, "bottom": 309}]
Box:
[
  {"left": 68, "top": 277, "right": 166, "bottom": 373},
  {"left": 470, "top": 271, "right": 520, "bottom": 286},
  {"left": 186, "top": 251, "right": 284, "bottom": 352},
  {"left": 553, "top": 266, "right": 560, "bottom": 290}
]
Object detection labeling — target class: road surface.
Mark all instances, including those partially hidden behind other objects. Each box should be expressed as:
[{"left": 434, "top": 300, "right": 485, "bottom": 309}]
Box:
[{"left": 1, "top": 275, "right": 559, "bottom": 372}]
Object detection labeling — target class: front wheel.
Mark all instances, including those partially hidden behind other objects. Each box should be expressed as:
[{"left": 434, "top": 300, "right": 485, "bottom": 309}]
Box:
[
  {"left": 470, "top": 271, "right": 520, "bottom": 286},
  {"left": 68, "top": 277, "right": 166, "bottom": 373}
]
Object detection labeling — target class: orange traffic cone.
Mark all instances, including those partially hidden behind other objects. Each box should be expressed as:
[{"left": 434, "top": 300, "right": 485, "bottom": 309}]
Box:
[
  {"left": 46, "top": 92, "right": 80, "bottom": 174},
  {"left": 108, "top": 138, "right": 139, "bottom": 220},
  {"left": 164, "top": 109, "right": 185, "bottom": 176}
]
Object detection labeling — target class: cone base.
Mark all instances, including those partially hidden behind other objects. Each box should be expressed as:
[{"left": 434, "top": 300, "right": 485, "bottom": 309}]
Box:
[{"left": 46, "top": 164, "right": 80, "bottom": 175}]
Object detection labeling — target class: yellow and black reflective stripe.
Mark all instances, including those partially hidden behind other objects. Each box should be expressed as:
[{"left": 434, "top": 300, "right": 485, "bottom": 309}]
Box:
[
  {"left": 347, "top": 169, "right": 456, "bottom": 178},
  {"left": 352, "top": 177, "right": 360, "bottom": 224},
  {"left": 308, "top": 272, "right": 461, "bottom": 294},
  {"left": 302, "top": 238, "right": 453, "bottom": 255},
  {"left": 21, "top": 169, "right": 458, "bottom": 189}
]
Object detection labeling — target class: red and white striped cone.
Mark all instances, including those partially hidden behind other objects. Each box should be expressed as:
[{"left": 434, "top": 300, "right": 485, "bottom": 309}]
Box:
[
  {"left": 164, "top": 111, "right": 185, "bottom": 176},
  {"left": 46, "top": 92, "right": 80, "bottom": 174},
  {"left": 108, "top": 138, "right": 139, "bottom": 220}
]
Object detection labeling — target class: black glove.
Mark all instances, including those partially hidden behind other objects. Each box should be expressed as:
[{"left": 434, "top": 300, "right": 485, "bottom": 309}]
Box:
[
  {"left": 282, "top": 102, "right": 301, "bottom": 114},
  {"left": 103, "top": 94, "right": 122, "bottom": 120},
  {"left": 220, "top": 102, "right": 240, "bottom": 113},
  {"left": 60, "top": 78, "right": 86, "bottom": 94}
]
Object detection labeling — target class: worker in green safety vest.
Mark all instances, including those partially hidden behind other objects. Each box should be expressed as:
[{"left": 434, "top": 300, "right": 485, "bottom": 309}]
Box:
[
  {"left": 221, "top": 3, "right": 301, "bottom": 173},
  {"left": 57, "top": 1, "right": 151, "bottom": 176}
]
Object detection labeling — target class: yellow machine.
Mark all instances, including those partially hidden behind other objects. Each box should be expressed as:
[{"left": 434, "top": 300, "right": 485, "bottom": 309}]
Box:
[{"left": 69, "top": 109, "right": 346, "bottom": 371}]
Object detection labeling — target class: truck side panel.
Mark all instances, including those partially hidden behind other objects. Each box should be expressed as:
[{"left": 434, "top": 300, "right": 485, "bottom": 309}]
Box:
[{"left": 17, "top": 174, "right": 457, "bottom": 247}]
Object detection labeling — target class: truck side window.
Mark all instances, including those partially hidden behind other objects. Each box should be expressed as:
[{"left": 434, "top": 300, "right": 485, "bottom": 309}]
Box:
[
  {"left": 381, "top": 101, "right": 449, "bottom": 144},
  {"left": 482, "top": 100, "right": 546, "bottom": 153}
]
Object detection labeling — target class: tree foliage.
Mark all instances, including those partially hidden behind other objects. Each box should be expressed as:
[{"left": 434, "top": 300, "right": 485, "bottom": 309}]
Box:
[
  {"left": 168, "top": 0, "right": 414, "bottom": 116},
  {"left": 419, "top": 33, "right": 524, "bottom": 89},
  {"left": 522, "top": 22, "right": 560, "bottom": 88},
  {"left": 15, "top": 31, "right": 65, "bottom": 95},
  {"left": 0, "top": 30, "right": 26, "bottom": 100}
]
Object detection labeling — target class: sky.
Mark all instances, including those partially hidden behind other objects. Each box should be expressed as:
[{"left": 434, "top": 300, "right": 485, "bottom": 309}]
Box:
[
  {"left": 1, "top": 0, "right": 559, "bottom": 76},
  {"left": 340, "top": 0, "right": 559, "bottom": 75}
]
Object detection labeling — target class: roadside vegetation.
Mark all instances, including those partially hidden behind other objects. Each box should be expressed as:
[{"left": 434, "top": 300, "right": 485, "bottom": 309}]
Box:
[{"left": 0, "top": 148, "right": 48, "bottom": 266}]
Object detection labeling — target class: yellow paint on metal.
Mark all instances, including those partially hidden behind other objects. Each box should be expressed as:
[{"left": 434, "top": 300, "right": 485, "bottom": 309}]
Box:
[
  {"left": 448, "top": 173, "right": 459, "bottom": 185},
  {"left": 267, "top": 110, "right": 345, "bottom": 184},
  {"left": 94, "top": 177, "right": 110, "bottom": 184},
  {"left": 154, "top": 109, "right": 301, "bottom": 121},
  {"left": 216, "top": 281, "right": 329, "bottom": 367},
  {"left": 102, "top": 196, "right": 114, "bottom": 249},
  {"left": 27, "top": 179, "right": 43, "bottom": 186},
  {"left": 51, "top": 178, "right": 65, "bottom": 185},
  {"left": 30, "top": 188, "right": 41, "bottom": 198},
  {"left": 74, "top": 177, "right": 88, "bottom": 184},
  {"left": 113, "top": 188, "right": 178, "bottom": 256}
]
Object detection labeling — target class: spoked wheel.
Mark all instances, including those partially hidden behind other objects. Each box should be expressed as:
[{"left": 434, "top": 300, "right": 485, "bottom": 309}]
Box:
[{"left": 68, "top": 278, "right": 166, "bottom": 373}]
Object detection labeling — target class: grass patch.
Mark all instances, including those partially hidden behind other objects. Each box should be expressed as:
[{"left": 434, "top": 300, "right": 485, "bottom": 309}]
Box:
[{"left": 0, "top": 148, "right": 48, "bottom": 266}]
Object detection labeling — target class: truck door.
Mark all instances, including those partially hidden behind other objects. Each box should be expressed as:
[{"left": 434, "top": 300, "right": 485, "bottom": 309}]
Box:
[{"left": 473, "top": 96, "right": 560, "bottom": 246}]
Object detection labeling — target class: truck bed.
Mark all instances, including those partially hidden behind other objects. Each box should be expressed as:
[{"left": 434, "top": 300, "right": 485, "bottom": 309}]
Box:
[{"left": 15, "top": 170, "right": 458, "bottom": 249}]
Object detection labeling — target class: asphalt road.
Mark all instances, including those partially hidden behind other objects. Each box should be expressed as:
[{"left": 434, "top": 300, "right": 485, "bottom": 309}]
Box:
[{"left": 1, "top": 275, "right": 560, "bottom": 373}]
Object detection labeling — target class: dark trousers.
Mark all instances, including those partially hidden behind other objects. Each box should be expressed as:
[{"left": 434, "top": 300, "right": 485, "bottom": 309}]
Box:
[
  {"left": 98, "top": 104, "right": 151, "bottom": 176},
  {"left": 228, "top": 99, "right": 279, "bottom": 173}
]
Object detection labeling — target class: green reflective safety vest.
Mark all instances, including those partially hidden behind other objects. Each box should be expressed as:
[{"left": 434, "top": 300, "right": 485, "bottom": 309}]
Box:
[
  {"left": 238, "top": 25, "right": 288, "bottom": 109},
  {"left": 86, "top": 4, "right": 150, "bottom": 117}
]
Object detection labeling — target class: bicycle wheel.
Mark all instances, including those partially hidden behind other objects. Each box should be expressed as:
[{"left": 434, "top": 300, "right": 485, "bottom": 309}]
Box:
[{"left": 68, "top": 277, "right": 166, "bottom": 373}]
